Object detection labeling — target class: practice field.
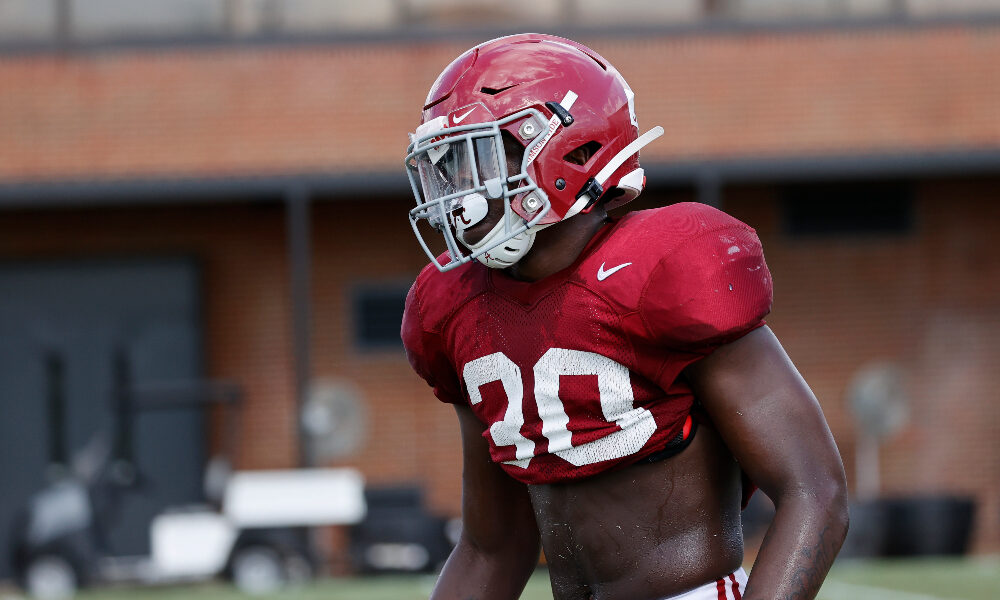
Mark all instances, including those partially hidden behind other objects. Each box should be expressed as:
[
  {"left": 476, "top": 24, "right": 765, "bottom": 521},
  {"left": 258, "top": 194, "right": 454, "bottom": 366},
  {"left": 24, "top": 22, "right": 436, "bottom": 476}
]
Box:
[{"left": 3, "top": 558, "right": 995, "bottom": 600}]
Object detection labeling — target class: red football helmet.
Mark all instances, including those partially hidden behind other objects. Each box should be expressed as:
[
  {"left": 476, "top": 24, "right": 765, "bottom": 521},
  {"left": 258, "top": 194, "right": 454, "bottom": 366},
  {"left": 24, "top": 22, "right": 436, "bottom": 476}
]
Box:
[{"left": 405, "top": 33, "right": 663, "bottom": 272}]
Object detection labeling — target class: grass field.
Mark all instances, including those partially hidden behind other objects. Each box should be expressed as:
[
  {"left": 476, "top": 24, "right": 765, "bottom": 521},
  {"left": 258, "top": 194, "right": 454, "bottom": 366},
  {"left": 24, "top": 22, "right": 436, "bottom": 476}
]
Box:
[{"left": 0, "top": 557, "right": 989, "bottom": 600}]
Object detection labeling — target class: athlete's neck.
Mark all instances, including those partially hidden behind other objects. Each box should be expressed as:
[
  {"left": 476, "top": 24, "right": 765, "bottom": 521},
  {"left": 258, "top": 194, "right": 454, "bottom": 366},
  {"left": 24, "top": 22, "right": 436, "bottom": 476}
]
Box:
[{"left": 504, "top": 209, "right": 609, "bottom": 282}]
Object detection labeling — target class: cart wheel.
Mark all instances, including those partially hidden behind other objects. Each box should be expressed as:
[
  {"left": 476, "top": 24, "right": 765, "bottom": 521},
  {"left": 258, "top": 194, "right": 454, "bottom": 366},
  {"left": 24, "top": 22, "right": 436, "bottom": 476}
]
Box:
[
  {"left": 284, "top": 552, "right": 313, "bottom": 584},
  {"left": 231, "top": 545, "right": 286, "bottom": 595},
  {"left": 25, "top": 555, "right": 78, "bottom": 600}
]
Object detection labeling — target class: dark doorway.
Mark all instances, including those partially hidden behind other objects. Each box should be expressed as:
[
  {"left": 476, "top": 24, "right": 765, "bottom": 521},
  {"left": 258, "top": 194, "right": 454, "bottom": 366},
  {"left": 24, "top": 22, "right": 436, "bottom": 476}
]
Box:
[{"left": 0, "top": 258, "right": 204, "bottom": 577}]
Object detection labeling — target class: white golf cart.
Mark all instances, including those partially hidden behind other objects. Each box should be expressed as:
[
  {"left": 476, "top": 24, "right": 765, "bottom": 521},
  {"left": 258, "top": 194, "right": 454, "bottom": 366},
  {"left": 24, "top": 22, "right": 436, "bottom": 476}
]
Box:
[{"left": 12, "top": 352, "right": 366, "bottom": 598}]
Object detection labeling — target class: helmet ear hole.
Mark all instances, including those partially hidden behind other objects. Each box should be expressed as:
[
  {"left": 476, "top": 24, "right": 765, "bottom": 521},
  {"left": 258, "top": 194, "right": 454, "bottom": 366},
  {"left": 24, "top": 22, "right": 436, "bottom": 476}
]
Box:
[
  {"left": 563, "top": 141, "right": 602, "bottom": 166},
  {"left": 603, "top": 187, "right": 625, "bottom": 203}
]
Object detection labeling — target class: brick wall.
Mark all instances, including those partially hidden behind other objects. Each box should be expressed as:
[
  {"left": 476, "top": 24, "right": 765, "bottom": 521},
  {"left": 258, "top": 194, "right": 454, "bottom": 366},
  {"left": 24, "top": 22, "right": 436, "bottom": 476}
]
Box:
[
  {"left": 310, "top": 197, "right": 464, "bottom": 512},
  {"left": 1, "top": 23, "right": 998, "bottom": 182},
  {"left": 725, "top": 182, "right": 1000, "bottom": 554}
]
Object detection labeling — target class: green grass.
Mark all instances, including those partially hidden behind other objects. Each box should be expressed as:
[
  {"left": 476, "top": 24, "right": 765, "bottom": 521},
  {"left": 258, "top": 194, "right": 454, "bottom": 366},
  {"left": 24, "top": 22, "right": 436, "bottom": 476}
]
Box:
[
  {"left": 3, "top": 557, "right": 993, "bottom": 600},
  {"left": 818, "top": 557, "right": 1000, "bottom": 600}
]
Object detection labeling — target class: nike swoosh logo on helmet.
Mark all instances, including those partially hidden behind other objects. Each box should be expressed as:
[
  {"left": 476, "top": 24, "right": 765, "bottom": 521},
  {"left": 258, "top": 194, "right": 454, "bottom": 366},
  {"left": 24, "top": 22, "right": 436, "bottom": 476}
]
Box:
[
  {"left": 452, "top": 107, "right": 476, "bottom": 124},
  {"left": 597, "top": 262, "right": 632, "bottom": 281}
]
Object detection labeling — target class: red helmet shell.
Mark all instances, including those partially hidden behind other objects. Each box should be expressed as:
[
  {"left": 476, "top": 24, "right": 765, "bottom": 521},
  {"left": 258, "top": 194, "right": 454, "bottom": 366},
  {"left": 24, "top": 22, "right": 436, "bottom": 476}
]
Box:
[{"left": 420, "top": 34, "right": 643, "bottom": 223}]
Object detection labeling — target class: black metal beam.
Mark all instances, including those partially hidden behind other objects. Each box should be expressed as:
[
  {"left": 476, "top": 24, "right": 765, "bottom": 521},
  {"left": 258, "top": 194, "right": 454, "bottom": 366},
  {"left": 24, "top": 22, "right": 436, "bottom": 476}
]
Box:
[
  {"left": 0, "top": 171, "right": 408, "bottom": 208},
  {"left": 1, "top": 148, "right": 998, "bottom": 210},
  {"left": 696, "top": 169, "right": 722, "bottom": 208},
  {"left": 285, "top": 183, "right": 313, "bottom": 468},
  {"left": 644, "top": 148, "right": 1000, "bottom": 185}
]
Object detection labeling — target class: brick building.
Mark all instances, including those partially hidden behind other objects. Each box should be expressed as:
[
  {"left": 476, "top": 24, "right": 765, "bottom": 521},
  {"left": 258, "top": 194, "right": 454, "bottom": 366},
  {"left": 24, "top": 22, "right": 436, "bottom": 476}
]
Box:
[{"left": 1, "top": 8, "right": 998, "bottom": 577}]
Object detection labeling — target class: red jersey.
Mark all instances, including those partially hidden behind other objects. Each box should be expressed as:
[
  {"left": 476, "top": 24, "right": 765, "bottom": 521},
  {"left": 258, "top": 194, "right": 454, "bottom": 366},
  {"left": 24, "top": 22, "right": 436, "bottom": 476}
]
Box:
[{"left": 401, "top": 203, "right": 773, "bottom": 485}]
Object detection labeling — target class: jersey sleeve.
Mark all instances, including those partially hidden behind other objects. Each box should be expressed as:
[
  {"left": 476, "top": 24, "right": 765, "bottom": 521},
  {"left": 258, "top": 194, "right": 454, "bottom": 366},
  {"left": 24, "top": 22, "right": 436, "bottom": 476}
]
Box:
[
  {"left": 639, "top": 223, "right": 773, "bottom": 352},
  {"left": 401, "top": 280, "right": 465, "bottom": 405}
]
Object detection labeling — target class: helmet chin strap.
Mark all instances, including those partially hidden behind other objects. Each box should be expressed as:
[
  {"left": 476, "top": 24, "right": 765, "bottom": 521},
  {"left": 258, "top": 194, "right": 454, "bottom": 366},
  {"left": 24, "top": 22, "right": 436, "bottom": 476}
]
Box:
[
  {"left": 454, "top": 193, "right": 536, "bottom": 269},
  {"left": 472, "top": 222, "right": 536, "bottom": 269}
]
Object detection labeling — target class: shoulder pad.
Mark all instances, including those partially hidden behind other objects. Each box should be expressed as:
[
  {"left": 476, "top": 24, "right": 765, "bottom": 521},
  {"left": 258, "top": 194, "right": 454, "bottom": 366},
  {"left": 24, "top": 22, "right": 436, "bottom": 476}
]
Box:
[
  {"left": 636, "top": 205, "right": 773, "bottom": 349},
  {"left": 576, "top": 203, "right": 751, "bottom": 311}
]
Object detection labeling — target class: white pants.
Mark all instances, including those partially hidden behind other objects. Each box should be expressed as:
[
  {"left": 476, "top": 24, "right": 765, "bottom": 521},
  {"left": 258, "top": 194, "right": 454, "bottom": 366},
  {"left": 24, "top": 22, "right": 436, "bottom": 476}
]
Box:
[{"left": 663, "top": 568, "right": 748, "bottom": 600}]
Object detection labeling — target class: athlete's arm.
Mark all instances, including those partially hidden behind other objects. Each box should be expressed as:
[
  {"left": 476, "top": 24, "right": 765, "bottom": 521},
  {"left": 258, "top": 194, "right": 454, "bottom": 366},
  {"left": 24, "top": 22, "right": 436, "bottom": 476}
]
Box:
[
  {"left": 685, "top": 326, "right": 849, "bottom": 600},
  {"left": 430, "top": 404, "right": 541, "bottom": 600}
]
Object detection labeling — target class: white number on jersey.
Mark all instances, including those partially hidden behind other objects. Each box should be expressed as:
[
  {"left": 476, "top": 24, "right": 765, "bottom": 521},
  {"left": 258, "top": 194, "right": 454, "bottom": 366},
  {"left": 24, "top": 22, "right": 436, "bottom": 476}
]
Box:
[{"left": 463, "top": 348, "right": 656, "bottom": 468}]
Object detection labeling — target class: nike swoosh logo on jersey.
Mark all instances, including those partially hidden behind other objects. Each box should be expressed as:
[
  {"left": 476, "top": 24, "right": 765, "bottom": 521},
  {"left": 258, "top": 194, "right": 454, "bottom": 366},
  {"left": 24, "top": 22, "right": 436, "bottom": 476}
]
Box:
[
  {"left": 597, "top": 262, "right": 632, "bottom": 281},
  {"left": 453, "top": 108, "right": 476, "bottom": 124}
]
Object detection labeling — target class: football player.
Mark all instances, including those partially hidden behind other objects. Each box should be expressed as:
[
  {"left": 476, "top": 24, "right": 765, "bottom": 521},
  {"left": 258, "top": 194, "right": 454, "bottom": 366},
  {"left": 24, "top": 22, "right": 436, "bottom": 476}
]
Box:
[{"left": 401, "top": 34, "right": 848, "bottom": 600}]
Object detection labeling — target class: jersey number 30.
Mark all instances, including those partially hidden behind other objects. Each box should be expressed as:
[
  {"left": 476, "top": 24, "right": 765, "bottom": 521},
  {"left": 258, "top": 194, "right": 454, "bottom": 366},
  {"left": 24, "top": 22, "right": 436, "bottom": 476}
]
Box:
[{"left": 462, "top": 348, "right": 656, "bottom": 468}]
